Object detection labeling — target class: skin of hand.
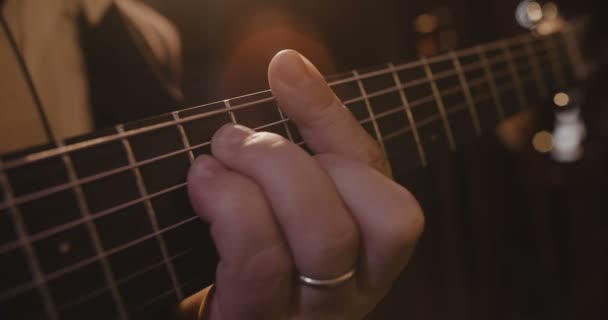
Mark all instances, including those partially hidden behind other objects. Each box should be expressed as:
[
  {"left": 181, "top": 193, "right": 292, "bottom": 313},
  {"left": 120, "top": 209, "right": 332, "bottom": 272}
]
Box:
[{"left": 184, "top": 50, "right": 425, "bottom": 320}]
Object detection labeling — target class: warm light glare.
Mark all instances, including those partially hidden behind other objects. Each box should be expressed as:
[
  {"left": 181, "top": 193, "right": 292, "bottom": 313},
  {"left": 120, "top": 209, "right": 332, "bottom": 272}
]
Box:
[
  {"left": 533, "top": 131, "right": 554, "bottom": 153},
  {"left": 527, "top": 1, "right": 543, "bottom": 22},
  {"left": 553, "top": 92, "right": 570, "bottom": 107},
  {"left": 415, "top": 14, "right": 439, "bottom": 34}
]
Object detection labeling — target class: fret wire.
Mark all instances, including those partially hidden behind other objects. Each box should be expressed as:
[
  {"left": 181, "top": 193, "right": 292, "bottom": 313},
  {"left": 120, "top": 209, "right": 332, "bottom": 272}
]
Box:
[
  {"left": 523, "top": 38, "right": 549, "bottom": 98},
  {"left": 359, "top": 103, "right": 404, "bottom": 127},
  {"left": 0, "top": 35, "right": 552, "bottom": 310},
  {"left": 388, "top": 63, "right": 428, "bottom": 167},
  {"left": 0, "top": 73, "right": 528, "bottom": 298},
  {"left": 57, "top": 141, "right": 129, "bottom": 319},
  {"left": 384, "top": 87, "right": 499, "bottom": 144},
  {"left": 172, "top": 112, "right": 195, "bottom": 162},
  {"left": 0, "top": 98, "right": 269, "bottom": 172},
  {"left": 0, "top": 211, "right": 197, "bottom": 302},
  {"left": 0, "top": 119, "right": 293, "bottom": 250},
  {"left": 128, "top": 276, "right": 206, "bottom": 316},
  {"left": 57, "top": 248, "right": 193, "bottom": 313},
  {"left": 341, "top": 66, "right": 462, "bottom": 107},
  {"left": 408, "top": 94, "right": 438, "bottom": 110},
  {"left": 502, "top": 42, "right": 528, "bottom": 110},
  {"left": 477, "top": 47, "right": 505, "bottom": 120},
  {"left": 0, "top": 161, "right": 59, "bottom": 320},
  {"left": 0, "top": 33, "right": 541, "bottom": 172},
  {"left": 450, "top": 51, "right": 482, "bottom": 136},
  {"left": 361, "top": 80, "right": 477, "bottom": 127},
  {"left": 0, "top": 78, "right": 486, "bottom": 259},
  {"left": 0, "top": 64, "right": 520, "bottom": 214},
  {"left": 276, "top": 105, "right": 296, "bottom": 143},
  {"left": 421, "top": 56, "right": 456, "bottom": 151},
  {"left": 352, "top": 70, "right": 391, "bottom": 175},
  {"left": 116, "top": 125, "right": 184, "bottom": 301},
  {"left": 224, "top": 100, "right": 238, "bottom": 124},
  {"left": 543, "top": 36, "right": 567, "bottom": 88},
  {"left": 0, "top": 55, "right": 545, "bottom": 216}
]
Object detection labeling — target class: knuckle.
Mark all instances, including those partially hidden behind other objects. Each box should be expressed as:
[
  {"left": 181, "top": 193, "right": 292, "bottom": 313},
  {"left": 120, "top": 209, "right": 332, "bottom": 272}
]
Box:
[
  {"left": 387, "top": 189, "right": 425, "bottom": 248},
  {"left": 234, "top": 242, "right": 293, "bottom": 288},
  {"left": 304, "top": 224, "right": 359, "bottom": 272},
  {"left": 365, "top": 143, "right": 388, "bottom": 171}
]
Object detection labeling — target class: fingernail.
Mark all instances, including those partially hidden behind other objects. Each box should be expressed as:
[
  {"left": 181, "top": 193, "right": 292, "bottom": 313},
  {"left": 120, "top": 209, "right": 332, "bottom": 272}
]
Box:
[
  {"left": 274, "top": 50, "right": 314, "bottom": 88},
  {"left": 213, "top": 124, "right": 255, "bottom": 148},
  {"left": 191, "top": 155, "right": 223, "bottom": 178}
]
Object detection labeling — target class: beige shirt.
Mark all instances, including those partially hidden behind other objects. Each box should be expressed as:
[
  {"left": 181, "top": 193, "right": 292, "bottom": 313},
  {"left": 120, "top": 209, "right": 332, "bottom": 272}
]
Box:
[
  {"left": 0, "top": 0, "right": 182, "bottom": 154},
  {"left": 0, "top": 0, "right": 113, "bottom": 154}
]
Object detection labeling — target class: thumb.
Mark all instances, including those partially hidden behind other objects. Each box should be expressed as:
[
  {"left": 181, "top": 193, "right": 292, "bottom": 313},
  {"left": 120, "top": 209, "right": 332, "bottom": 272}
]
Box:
[{"left": 268, "top": 50, "right": 390, "bottom": 175}]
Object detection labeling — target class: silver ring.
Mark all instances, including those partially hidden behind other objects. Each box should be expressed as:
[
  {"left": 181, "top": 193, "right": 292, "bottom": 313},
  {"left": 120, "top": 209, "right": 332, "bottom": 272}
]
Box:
[{"left": 298, "top": 268, "right": 356, "bottom": 288}]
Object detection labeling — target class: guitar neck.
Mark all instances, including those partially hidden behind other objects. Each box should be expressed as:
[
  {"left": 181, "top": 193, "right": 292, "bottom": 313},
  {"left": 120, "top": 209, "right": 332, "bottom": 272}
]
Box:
[{"left": 0, "top": 31, "right": 579, "bottom": 319}]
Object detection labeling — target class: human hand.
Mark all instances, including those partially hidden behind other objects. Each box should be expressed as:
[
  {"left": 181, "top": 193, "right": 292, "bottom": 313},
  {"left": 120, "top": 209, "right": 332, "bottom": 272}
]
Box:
[{"left": 184, "top": 50, "right": 424, "bottom": 319}]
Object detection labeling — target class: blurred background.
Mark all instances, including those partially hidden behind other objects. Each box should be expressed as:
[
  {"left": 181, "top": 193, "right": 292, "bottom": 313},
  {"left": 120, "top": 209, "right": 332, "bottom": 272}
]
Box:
[
  {"left": 2, "top": 1, "right": 606, "bottom": 319},
  {"left": 142, "top": 0, "right": 532, "bottom": 105}
]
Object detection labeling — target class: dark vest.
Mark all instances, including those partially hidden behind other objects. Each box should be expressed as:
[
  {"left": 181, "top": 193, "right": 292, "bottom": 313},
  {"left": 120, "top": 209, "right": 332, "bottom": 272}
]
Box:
[{"left": 78, "top": 4, "right": 181, "bottom": 129}]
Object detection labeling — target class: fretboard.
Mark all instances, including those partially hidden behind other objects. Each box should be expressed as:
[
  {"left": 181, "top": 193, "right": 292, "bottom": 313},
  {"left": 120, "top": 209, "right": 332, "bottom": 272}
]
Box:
[{"left": 0, "top": 30, "right": 579, "bottom": 320}]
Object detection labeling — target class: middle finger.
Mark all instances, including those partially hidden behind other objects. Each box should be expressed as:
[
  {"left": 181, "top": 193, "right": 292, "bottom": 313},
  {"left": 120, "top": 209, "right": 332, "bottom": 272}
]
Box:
[{"left": 211, "top": 124, "right": 360, "bottom": 288}]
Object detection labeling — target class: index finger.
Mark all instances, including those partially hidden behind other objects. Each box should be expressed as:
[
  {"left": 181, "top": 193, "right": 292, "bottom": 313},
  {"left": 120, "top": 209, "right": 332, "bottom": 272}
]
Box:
[{"left": 268, "top": 50, "right": 391, "bottom": 176}]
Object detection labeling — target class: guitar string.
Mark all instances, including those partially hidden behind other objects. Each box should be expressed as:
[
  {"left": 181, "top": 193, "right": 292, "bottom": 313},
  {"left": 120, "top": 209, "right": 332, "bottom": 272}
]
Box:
[
  {"left": 0, "top": 55, "right": 523, "bottom": 213},
  {"left": 0, "top": 42, "right": 549, "bottom": 215},
  {"left": 128, "top": 275, "right": 209, "bottom": 316},
  {"left": 0, "top": 65, "right": 547, "bottom": 306},
  {"left": 0, "top": 59, "right": 545, "bottom": 257},
  {"left": 0, "top": 35, "right": 566, "bottom": 306},
  {"left": 1, "top": 78, "right": 565, "bottom": 318},
  {"left": 0, "top": 78, "right": 514, "bottom": 307},
  {"left": 120, "top": 76, "right": 550, "bottom": 319},
  {"left": 0, "top": 54, "right": 557, "bottom": 288},
  {"left": 4, "top": 72, "right": 545, "bottom": 314},
  {"left": 0, "top": 40, "right": 561, "bottom": 258},
  {"left": 55, "top": 247, "right": 195, "bottom": 312},
  {"left": 0, "top": 32, "right": 541, "bottom": 172},
  {"left": 63, "top": 70, "right": 563, "bottom": 318}
]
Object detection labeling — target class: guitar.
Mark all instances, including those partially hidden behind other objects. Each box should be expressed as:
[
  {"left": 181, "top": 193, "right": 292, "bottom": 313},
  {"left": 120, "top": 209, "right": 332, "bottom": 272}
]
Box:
[{"left": 0, "top": 29, "right": 582, "bottom": 319}]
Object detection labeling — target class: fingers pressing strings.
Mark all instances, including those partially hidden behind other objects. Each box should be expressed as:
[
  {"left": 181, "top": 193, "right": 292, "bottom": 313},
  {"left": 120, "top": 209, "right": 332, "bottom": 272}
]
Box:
[
  {"left": 187, "top": 155, "right": 292, "bottom": 320},
  {"left": 268, "top": 50, "right": 391, "bottom": 176}
]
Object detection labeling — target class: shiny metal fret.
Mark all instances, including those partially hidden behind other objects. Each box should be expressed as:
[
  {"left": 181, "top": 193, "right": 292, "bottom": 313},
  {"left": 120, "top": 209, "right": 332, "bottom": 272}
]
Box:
[
  {"left": 352, "top": 70, "right": 391, "bottom": 173},
  {"left": 421, "top": 56, "right": 456, "bottom": 151},
  {"left": 276, "top": 105, "right": 296, "bottom": 143},
  {"left": 115, "top": 125, "right": 184, "bottom": 301},
  {"left": 0, "top": 162, "right": 60, "bottom": 320},
  {"left": 478, "top": 47, "right": 506, "bottom": 120},
  {"left": 388, "top": 63, "right": 428, "bottom": 167},
  {"left": 223, "top": 100, "right": 238, "bottom": 124},
  {"left": 172, "top": 112, "right": 195, "bottom": 161},
  {"left": 450, "top": 51, "right": 482, "bottom": 136},
  {"left": 502, "top": 43, "right": 528, "bottom": 109},
  {"left": 58, "top": 142, "right": 129, "bottom": 319}
]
